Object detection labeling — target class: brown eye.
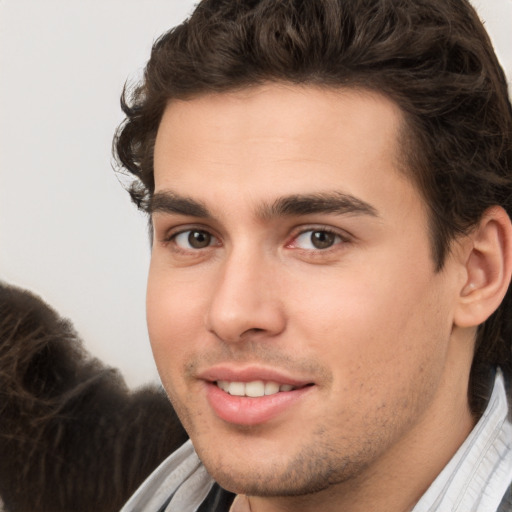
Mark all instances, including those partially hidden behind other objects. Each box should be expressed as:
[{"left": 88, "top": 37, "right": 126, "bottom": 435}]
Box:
[
  {"left": 188, "top": 230, "right": 211, "bottom": 248},
  {"left": 310, "top": 231, "right": 337, "bottom": 249},
  {"left": 292, "top": 229, "right": 341, "bottom": 250},
  {"left": 174, "top": 230, "right": 214, "bottom": 249}
]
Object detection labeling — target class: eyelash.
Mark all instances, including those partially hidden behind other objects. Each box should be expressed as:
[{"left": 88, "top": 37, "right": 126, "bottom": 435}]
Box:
[
  {"left": 161, "top": 227, "right": 220, "bottom": 253},
  {"left": 287, "top": 226, "right": 350, "bottom": 251}
]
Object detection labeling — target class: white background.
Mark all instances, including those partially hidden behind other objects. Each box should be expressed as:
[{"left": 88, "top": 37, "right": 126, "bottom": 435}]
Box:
[{"left": 1, "top": 0, "right": 511, "bottom": 389}]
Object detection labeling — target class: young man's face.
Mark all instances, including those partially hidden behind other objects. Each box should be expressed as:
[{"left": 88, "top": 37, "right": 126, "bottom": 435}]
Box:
[{"left": 147, "top": 85, "right": 473, "bottom": 500}]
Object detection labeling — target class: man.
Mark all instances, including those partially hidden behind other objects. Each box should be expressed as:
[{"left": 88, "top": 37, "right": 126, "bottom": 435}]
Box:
[{"left": 115, "top": 0, "right": 512, "bottom": 510}]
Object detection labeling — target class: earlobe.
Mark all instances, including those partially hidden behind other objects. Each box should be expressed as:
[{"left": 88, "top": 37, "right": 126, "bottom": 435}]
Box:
[{"left": 454, "top": 206, "right": 512, "bottom": 328}]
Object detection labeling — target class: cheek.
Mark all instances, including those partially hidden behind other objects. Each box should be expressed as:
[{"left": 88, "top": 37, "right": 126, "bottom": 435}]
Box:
[
  {"left": 146, "top": 266, "right": 206, "bottom": 377},
  {"left": 289, "top": 258, "right": 452, "bottom": 388},
  {"left": 288, "top": 272, "right": 452, "bottom": 444},
  {"left": 146, "top": 269, "right": 210, "bottom": 430}
]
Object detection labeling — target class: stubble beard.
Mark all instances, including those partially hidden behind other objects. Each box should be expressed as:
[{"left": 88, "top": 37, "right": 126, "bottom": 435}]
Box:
[
  {"left": 195, "top": 431, "right": 376, "bottom": 499},
  {"left": 164, "top": 351, "right": 438, "bottom": 501}
]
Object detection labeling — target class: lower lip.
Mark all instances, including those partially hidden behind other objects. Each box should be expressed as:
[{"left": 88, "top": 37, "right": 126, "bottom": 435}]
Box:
[{"left": 205, "top": 382, "right": 313, "bottom": 426}]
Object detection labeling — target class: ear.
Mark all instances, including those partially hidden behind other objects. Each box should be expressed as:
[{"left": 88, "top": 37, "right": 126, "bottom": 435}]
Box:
[{"left": 454, "top": 206, "right": 512, "bottom": 328}]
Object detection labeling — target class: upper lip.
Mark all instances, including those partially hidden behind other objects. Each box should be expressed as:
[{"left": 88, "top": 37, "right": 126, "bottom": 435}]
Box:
[{"left": 197, "top": 365, "right": 314, "bottom": 387}]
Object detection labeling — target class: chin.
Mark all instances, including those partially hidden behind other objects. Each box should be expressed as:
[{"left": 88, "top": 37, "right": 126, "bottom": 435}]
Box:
[{"left": 197, "top": 439, "right": 361, "bottom": 498}]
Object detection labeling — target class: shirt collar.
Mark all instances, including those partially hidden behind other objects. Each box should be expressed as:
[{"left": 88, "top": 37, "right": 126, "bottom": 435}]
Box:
[{"left": 412, "top": 368, "right": 512, "bottom": 512}]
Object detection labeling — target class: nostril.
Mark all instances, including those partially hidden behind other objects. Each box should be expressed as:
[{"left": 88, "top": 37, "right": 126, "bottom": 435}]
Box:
[{"left": 239, "top": 327, "right": 265, "bottom": 339}]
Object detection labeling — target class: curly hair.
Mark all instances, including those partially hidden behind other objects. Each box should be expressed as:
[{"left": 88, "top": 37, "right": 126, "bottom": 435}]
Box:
[{"left": 113, "top": 0, "right": 512, "bottom": 414}]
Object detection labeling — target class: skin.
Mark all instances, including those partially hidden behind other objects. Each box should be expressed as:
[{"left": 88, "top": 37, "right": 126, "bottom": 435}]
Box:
[{"left": 147, "top": 84, "right": 478, "bottom": 512}]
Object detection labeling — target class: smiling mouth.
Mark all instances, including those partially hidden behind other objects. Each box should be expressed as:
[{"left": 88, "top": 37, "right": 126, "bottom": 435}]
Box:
[{"left": 215, "top": 380, "right": 312, "bottom": 398}]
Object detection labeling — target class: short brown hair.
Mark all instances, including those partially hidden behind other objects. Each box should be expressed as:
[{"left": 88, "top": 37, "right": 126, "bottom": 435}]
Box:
[{"left": 114, "top": 0, "right": 512, "bottom": 414}]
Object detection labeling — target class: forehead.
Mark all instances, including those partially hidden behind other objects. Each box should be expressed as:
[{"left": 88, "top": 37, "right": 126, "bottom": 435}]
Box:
[{"left": 153, "top": 84, "right": 414, "bottom": 216}]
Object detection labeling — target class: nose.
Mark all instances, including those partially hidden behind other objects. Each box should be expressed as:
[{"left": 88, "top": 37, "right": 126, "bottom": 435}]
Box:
[{"left": 205, "top": 250, "right": 286, "bottom": 343}]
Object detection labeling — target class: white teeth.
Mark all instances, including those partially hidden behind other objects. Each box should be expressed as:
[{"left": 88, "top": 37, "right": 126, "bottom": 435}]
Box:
[
  {"left": 245, "top": 380, "right": 265, "bottom": 397},
  {"left": 264, "top": 381, "right": 280, "bottom": 395},
  {"left": 217, "top": 380, "right": 229, "bottom": 392},
  {"left": 228, "top": 382, "right": 246, "bottom": 396},
  {"left": 216, "top": 380, "right": 296, "bottom": 397}
]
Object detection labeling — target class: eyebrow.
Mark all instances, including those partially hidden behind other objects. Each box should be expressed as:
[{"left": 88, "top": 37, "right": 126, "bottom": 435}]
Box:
[
  {"left": 149, "top": 191, "right": 210, "bottom": 217},
  {"left": 149, "top": 190, "right": 378, "bottom": 220},
  {"left": 260, "top": 192, "right": 379, "bottom": 220}
]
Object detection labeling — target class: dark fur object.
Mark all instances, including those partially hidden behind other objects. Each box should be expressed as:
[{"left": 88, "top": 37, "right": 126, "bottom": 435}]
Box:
[{"left": 0, "top": 282, "right": 188, "bottom": 512}]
